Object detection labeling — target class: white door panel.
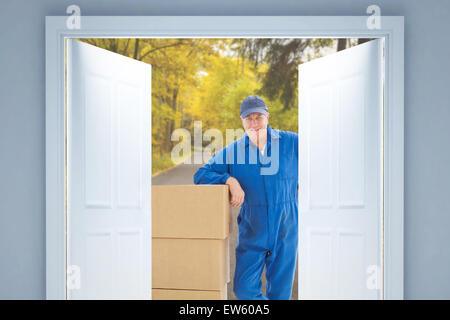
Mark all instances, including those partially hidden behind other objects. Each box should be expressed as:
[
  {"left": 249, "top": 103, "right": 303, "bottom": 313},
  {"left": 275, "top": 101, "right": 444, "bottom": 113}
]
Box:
[
  {"left": 299, "top": 39, "right": 383, "bottom": 299},
  {"left": 67, "top": 39, "right": 151, "bottom": 299}
]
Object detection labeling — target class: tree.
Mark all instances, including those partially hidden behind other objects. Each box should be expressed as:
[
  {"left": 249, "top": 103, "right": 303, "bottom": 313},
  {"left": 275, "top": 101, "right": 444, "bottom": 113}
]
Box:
[
  {"left": 231, "top": 38, "right": 334, "bottom": 111},
  {"left": 76, "top": 37, "right": 337, "bottom": 171}
]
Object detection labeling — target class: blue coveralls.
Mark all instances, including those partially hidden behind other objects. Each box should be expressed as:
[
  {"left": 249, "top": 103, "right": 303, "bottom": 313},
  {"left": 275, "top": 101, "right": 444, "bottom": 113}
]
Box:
[{"left": 193, "top": 125, "right": 299, "bottom": 300}]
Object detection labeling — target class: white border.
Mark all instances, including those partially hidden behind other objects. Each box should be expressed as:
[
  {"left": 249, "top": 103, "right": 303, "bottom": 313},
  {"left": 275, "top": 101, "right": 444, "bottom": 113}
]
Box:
[{"left": 45, "top": 16, "right": 404, "bottom": 300}]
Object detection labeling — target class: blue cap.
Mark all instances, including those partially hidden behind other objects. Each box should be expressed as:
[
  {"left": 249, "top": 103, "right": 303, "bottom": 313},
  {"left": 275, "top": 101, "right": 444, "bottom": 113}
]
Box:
[{"left": 240, "top": 95, "right": 268, "bottom": 118}]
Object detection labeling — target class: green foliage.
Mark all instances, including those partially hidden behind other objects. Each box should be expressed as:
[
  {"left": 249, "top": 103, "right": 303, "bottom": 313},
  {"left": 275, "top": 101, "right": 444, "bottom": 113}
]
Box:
[
  {"left": 233, "top": 38, "right": 335, "bottom": 111},
  {"left": 77, "top": 37, "right": 335, "bottom": 173},
  {"left": 152, "top": 152, "right": 176, "bottom": 175}
]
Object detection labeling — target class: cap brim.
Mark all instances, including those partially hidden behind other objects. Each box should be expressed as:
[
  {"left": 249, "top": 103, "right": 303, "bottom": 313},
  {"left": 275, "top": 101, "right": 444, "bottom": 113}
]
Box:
[{"left": 241, "top": 108, "right": 268, "bottom": 118}]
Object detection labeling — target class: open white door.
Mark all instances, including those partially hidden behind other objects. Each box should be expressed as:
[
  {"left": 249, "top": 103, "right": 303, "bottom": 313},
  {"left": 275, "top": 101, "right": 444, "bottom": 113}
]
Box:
[
  {"left": 298, "top": 39, "right": 383, "bottom": 299},
  {"left": 67, "top": 39, "right": 151, "bottom": 299}
]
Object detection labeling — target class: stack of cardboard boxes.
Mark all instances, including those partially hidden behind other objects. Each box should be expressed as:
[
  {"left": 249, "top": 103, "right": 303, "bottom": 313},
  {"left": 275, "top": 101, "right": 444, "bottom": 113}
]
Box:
[{"left": 152, "top": 185, "right": 231, "bottom": 300}]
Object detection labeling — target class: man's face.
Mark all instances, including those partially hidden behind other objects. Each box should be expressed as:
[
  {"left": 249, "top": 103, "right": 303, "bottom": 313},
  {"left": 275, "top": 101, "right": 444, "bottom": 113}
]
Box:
[{"left": 240, "top": 112, "right": 270, "bottom": 143}]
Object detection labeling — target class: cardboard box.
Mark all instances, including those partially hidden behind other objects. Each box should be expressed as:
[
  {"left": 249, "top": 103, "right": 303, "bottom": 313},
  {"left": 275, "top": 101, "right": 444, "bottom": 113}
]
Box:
[
  {"left": 153, "top": 238, "right": 228, "bottom": 290},
  {"left": 152, "top": 285, "right": 227, "bottom": 300},
  {"left": 225, "top": 236, "right": 230, "bottom": 283},
  {"left": 152, "top": 185, "right": 231, "bottom": 239}
]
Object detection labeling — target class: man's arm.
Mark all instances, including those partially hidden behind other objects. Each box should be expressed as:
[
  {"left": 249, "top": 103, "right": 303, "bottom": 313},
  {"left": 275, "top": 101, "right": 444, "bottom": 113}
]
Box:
[
  {"left": 193, "top": 148, "right": 245, "bottom": 207},
  {"left": 225, "top": 176, "right": 245, "bottom": 207},
  {"left": 193, "top": 148, "right": 231, "bottom": 185},
  {"left": 293, "top": 131, "right": 299, "bottom": 196}
]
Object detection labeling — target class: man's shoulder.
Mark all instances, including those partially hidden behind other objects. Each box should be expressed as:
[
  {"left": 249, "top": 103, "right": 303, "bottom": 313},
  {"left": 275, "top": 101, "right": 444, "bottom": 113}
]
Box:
[
  {"left": 210, "top": 137, "right": 243, "bottom": 157},
  {"left": 224, "top": 136, "right": 245, "bottom": 149},
  {"left": 277, "top": 129, "right": 298, "bottom": 140}
]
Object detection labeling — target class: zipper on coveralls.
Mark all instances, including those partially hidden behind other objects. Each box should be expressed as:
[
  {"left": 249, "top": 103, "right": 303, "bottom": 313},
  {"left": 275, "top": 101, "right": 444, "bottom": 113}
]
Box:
[{"left": 261, "top": 152, "right": 270, "bottom": 255}]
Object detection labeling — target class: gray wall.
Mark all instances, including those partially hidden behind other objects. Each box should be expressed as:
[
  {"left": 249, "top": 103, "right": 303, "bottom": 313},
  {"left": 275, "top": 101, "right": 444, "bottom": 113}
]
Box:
[{"left": 1, "top": 0, "right": 449, "bottom": 299}]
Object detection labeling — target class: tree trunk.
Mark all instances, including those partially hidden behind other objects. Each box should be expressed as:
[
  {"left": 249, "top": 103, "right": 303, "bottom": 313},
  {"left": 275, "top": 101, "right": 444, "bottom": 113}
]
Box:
[
  {"left": 133, "top": 39, "right": 140, "bottom": 60},
  {"left": 357, "top": 38, "right": 371, "bottom": 45},
  {"left": 337, "top": 38, "right": 347, "bottom": 51}
]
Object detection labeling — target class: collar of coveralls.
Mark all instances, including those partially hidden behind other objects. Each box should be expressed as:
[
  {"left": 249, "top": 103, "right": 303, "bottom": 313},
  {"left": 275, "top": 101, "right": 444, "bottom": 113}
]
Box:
[{"left": 242, "top": 125, "right": 281, "bottom": 148}]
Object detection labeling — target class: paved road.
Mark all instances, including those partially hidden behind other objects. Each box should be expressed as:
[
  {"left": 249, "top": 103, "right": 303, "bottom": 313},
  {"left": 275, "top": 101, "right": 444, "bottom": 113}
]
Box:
[{"left": 152, "top": 151, "right": 298, "bottom": 300}]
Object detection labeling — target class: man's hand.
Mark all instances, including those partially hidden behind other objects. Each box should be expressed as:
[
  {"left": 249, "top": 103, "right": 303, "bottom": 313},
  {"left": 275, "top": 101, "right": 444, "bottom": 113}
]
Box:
[{"left": 226, "top": 177, "right": 245, "bottom": 207}]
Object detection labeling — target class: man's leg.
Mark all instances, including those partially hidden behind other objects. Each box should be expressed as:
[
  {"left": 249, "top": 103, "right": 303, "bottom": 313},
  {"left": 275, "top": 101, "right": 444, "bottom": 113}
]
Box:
[
  {"left": 233, "top": 246, "right": 268, "bottom": 300},
  {"left": 264, "top": 227, "right": 298, "bottom": 300}
]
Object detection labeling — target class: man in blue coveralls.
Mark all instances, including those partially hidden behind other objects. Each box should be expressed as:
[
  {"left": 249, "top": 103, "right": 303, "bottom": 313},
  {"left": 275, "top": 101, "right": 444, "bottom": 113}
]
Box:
[{"left": 193, "top": 95, "right": 298, "bottom": 300}]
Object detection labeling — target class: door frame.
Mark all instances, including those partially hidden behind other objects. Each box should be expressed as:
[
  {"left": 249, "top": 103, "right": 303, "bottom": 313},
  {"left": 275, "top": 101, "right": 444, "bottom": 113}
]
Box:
[{"left": 45, "top": 15, "right": 404, "bottom": 299}]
